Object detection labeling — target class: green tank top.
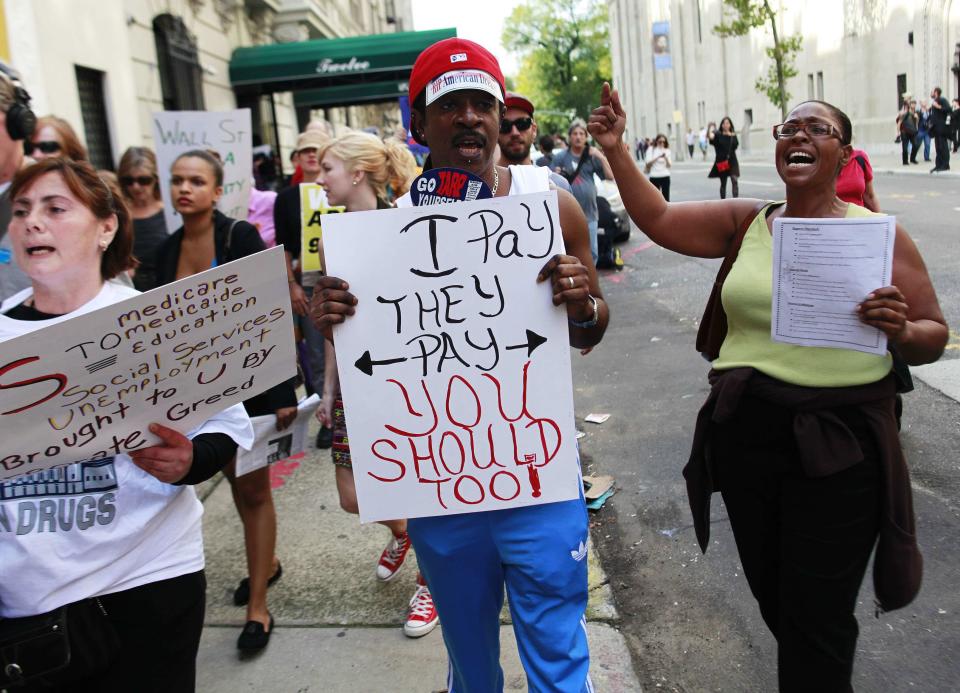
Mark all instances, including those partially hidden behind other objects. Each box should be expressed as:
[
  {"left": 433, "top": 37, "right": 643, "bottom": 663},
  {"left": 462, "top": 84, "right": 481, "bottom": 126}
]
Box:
[{"left": 712, "top": 203, "right": 893, "bottom": 387}]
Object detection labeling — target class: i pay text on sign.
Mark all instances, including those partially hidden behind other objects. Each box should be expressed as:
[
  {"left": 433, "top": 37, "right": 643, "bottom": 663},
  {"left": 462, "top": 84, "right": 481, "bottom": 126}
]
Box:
[{"left": 322, "top": 191, "right": 581, "bottom": 523}]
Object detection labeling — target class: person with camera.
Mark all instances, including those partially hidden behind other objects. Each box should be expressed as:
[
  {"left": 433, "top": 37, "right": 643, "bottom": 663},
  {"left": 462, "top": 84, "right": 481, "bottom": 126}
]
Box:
[
  {"left": 552, "top": 118, "right": 613, "bottom": 262},
  {"left": 896, "top": 99, "right": 919, "bottom": 165}
]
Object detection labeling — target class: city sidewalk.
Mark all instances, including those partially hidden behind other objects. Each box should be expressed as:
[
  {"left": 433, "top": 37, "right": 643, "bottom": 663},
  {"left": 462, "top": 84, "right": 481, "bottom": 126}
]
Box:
[
  {"left": 194, "top": 420, "right": 641, "bottom": 692},
  {"left": 671, "top": 147, "right": 960, "bottom": 178}
]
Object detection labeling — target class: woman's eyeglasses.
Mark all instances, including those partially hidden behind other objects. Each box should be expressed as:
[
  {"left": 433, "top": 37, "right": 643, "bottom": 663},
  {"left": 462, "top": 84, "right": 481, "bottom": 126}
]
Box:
[
  {"left": 499, "top": 117, "right": 533, "bottom": 134},
  {"left": 120, "top": 175, "right": 156, "bottom": 187},
  {"left": 772, "top": 122, "right": 842, "bottom": 140},
  {"left": 25, "top": 141, "right": 61, "bottom": 155}
]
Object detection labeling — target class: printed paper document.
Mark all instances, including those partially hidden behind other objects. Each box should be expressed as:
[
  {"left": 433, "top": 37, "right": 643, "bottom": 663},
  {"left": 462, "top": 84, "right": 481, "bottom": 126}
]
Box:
[{"left": 771, "top": 216, "right": 896, "bottom": 356}]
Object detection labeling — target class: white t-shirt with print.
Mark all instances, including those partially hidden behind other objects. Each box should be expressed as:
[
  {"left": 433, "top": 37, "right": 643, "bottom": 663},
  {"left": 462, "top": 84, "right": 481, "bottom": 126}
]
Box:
[{"left": 0, "top": 281, "right": 254, "bottom": 617}]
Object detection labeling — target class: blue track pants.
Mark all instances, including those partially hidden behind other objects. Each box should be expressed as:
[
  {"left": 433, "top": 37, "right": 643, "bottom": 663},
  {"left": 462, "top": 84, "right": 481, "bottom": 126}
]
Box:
[{"left": 408, "top": 497, "right": 593, "bottom": 693}]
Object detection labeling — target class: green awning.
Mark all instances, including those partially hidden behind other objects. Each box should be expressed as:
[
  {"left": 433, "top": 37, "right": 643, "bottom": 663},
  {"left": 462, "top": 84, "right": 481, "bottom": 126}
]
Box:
[
  {"left": 230, "top": 28, "right": 456, "bottom": 102},
  {"left": 293, "top": 80, "right": 407, "bottom": 108}
]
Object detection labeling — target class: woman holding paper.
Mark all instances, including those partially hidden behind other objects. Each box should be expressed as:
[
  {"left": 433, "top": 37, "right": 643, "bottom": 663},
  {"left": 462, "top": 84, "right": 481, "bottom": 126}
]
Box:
[
  {"left": 588, "top": 90, "right": 947, "bottom": 691},
  {"left": 311, "top": 131, "right": 440, "bottom": 637},
  {"left": 0, "top": 158, "right": 253, "bottom": 691},
  {"left": 154, "top": 149, "right": 298, "bottom": 652}
]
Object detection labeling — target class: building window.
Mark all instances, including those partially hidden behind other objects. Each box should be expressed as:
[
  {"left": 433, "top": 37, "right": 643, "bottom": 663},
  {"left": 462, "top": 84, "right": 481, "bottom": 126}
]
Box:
[
  {"left": 896, "top": 74, "right": 907, "bottom": 109},
  {"left": 153, "top": 14, "right": 205, "bottom": 111},
  {"left": 807, "top": 74, "right": 815, "bottom": 100},
  {"left": 74, "top": 66, "right": 114, "bottom": 170},
  {"left": 816, "top": 71, "right": 824, "bottom": 100}
]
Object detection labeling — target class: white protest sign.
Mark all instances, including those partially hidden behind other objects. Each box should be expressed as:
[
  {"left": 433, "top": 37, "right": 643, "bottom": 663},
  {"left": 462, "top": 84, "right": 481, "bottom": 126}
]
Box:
[
  {"left": 152, "top": 109, "right": 253, "bottom": 234},
  {"left": 0, "top": 247, "right": 295, "bottom": 481},
  {"left": 322, "top": 191, "right": 581, "bottom": 523},
  {"left": 235, "top": 394, "right": 320, "bottom": 477}
]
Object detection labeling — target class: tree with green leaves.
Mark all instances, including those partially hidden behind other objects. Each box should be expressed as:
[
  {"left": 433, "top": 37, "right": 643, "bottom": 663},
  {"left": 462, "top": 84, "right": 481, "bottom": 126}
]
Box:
[
  {"left": 714, "top": 0, "right": 803, "bottom": 121},
  {"left": 501, "top": 0, "right": 611, "bottom": 133}
]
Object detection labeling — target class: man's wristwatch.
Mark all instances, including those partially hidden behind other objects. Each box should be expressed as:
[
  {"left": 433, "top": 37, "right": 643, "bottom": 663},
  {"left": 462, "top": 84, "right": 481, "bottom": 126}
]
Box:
[{"left": 568, "top": 295, "right": 599, "bottom": 328}]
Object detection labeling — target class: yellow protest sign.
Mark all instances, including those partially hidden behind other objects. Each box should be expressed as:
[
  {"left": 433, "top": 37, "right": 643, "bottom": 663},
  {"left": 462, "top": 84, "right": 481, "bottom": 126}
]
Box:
[{"left": 299, "top": 183, "right": 345, "bottom": 275}]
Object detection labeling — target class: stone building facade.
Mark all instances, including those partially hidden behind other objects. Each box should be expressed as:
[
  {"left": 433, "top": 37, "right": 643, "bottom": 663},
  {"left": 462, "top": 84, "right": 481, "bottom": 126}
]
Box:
[
  {"left": 0, "top": 0, "right": 414, "bottom": 170},
  {"left": 608, "top": 0, "right": 960, "bottom": 157}
]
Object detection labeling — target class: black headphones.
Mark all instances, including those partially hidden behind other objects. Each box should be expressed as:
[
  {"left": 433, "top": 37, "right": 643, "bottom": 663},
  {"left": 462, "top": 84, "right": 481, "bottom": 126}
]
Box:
[{"left": 0, "top": 61, "right": 36, "bottom": 141}]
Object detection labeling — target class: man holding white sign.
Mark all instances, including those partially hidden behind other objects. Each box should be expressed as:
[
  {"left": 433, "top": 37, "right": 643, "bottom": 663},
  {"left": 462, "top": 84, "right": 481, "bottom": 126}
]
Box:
[{"left": 313, "top": 38, "right": 608, "bottom": 693}]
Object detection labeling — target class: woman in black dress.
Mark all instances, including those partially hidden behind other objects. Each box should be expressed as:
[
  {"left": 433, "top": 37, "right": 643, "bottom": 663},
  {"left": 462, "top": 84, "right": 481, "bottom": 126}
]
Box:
[
  {"left": 708, "top": 116, "right": 740, "bottom": 199},
  {"left": 118, "top": 146, "right": 167, "bottom": 291}
]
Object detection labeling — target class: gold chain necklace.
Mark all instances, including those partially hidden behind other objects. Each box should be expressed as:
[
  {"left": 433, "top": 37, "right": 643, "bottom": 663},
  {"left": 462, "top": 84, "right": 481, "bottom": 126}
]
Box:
[{"left": 492, "top": 166, "right": 499, "bottom": 195}]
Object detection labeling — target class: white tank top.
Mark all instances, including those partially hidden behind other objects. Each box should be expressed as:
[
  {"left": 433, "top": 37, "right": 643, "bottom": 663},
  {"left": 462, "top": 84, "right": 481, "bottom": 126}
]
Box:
[{"left": 395, "top": 165, "right": 551, "bottom": 207}]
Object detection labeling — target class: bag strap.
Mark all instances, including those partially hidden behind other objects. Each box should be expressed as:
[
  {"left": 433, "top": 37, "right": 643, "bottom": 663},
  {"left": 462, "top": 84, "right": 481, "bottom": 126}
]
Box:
[
  {"left": 695, "top": 200, "right": 775, "bottom": 360},
  {"left": 563, "top": 145, "right": 591, "bottom": 184},
  {"left": 223, "top": 219, "right": 239, "bottom": 262},
  {"left": 714, "top": 200, "right": 770, "bottom": 287}
]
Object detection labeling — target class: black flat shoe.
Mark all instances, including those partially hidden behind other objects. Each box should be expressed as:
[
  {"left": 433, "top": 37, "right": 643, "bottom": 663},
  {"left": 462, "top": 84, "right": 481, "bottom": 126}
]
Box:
[
  {"left": 233, "top": 561, "right": 283, "bottom": 606},
  {"left": 315, "top": 426, "right": 333, "bottom": 449},
  {"left": 237, "top": 615, "right": 274, "bottom": 652}
]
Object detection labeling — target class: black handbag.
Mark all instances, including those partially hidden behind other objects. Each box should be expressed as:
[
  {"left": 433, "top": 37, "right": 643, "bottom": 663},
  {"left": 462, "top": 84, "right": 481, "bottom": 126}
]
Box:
[{"left": 0, "top": 598, "right": 120, "bottom": 689}]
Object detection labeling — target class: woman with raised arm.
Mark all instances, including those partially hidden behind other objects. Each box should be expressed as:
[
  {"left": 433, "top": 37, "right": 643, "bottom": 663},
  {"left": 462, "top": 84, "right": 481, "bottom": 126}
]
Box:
[
  {"left": 589, "top": 83, "right": 947, "bottom": 692},
  {"left": 0, "top": 158, "right": 252, "bottom": 691}
]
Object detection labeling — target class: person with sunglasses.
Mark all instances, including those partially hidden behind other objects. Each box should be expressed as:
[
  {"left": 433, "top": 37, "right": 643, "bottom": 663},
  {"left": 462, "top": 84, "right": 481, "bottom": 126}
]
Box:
[
  {"left": 589, "top": 88, "right": 947, "bottom": 691},
  {"left": 498, "top": 92, "right": 571, "bottom": 192},
  {"left": 27, "top": 115, "right": 87, "bottom": 162},
  {"left": 117, "top": 146, "right": 166, "bottom": 291},
  {"left": 643, "top": 133, "right": 672, "bottom": 201}
]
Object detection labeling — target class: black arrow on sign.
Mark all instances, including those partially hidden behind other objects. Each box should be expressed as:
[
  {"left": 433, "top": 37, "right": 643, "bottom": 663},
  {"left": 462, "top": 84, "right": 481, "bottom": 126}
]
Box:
[
  {"left": 355, "top": 350, "right": 408, "bottom": 376},
  {"left": 505, "top": 329, "right": 548, "bottom": 357}
]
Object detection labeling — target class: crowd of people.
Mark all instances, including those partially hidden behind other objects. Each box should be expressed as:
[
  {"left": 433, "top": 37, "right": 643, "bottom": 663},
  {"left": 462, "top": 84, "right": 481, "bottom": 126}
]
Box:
[
  {"left": 0, "top": 32, "right": 951, "bottom": 693},
  {"left": 897, "top": 89, "right": 958, "bottom": 171}
]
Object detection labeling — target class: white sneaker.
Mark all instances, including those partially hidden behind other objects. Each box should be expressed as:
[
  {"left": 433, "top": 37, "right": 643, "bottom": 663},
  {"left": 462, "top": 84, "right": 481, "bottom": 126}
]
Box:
[{"left": 403, "top": 578, "right": 439, "bottom": 638}]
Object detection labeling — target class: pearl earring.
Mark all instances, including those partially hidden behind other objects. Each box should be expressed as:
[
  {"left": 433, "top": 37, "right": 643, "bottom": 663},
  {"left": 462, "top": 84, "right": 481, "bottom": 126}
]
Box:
[{"left": 352, "top": 180, "right": 358, "bottom": 186}]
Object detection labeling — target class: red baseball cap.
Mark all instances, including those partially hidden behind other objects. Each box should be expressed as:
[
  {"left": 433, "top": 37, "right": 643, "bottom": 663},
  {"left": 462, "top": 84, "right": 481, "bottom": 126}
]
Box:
[
  {"left": 504, "top": 92, "right": 534, "bottom": 116},
  {"left": 408, "top": 37, "right": 505, "bottom": 107}
]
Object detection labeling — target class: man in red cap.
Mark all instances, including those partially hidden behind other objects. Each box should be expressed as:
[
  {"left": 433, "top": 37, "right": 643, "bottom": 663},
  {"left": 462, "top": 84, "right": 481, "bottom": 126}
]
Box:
[
  {"left": 498, "top": 92, "right": 538, "bottom": 166},
  {"left": 312, "top": 36, "right": 607, "bottom": 693},
  {"left": 498, "top": 92, "right": 573, "bottom": 192}
]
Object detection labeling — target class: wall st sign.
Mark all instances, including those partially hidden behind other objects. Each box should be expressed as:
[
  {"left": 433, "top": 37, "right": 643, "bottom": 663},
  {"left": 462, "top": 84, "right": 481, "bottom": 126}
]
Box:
[{"left": 316, "top": 57, "right": 371, "bottom": 74}]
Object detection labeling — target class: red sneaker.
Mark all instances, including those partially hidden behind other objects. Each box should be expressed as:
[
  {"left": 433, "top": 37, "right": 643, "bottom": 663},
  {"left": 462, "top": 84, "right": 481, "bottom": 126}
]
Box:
[
  {"left": 403, "top": 576, "right": 438, "bottom": 638},
  {"left": 376, "top": 531, "right": 411, "bottom": 582}
]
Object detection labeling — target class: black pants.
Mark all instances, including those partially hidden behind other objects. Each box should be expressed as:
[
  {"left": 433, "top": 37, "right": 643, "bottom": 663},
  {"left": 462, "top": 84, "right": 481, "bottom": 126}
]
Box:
[
  {"left": 719, "top": 174, "right": 738, "bottom": 198},
  {"left": 714, "top": 397, "right": 881, "bottom": 693},
  {"left": 650, "top": 175, "right": 670, "bottom": 201},
  {"left": 32, "top": 571, "right": 208, "bottom": 693},
  {"left": 933, "top": 132, "right": 951, "bottom": 170},
  {"left": 901, "top": 133, "right": 918, "bottom": 164}
]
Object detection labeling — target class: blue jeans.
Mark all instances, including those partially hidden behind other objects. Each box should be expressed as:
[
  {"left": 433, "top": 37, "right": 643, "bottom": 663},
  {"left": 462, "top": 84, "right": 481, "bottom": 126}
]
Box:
[
  {"left": 300, "top": 285, "right": 326, "bottom": 395},
  {"left": 918, "top": 130, "right": 931, "bottom": 160}
]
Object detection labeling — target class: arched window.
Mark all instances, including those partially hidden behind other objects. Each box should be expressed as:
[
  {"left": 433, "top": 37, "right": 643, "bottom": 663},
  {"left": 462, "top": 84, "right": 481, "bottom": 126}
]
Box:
[{"left": 153, "top": 14, "right": 205, "bottom": 111}]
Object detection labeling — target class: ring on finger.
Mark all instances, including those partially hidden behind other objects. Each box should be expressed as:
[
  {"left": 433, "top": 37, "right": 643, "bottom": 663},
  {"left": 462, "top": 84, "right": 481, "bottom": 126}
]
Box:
[{"left": 567, "top": 277, "right": 575, "bottom": 288}]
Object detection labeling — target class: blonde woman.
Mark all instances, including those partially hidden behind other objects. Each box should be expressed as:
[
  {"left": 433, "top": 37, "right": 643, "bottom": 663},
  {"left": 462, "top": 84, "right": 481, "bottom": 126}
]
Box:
[{"left": 313, "top": 132, "right": 439, "bottom": 637}]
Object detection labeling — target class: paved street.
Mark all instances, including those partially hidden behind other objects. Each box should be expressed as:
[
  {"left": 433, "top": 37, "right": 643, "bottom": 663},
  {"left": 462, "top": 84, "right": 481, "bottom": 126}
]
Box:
[
  {"left": 578, "top": 158, "right": 960, "bottom": 692},
  {"left": 194, "top": 158, "right": 957, "bottom": 692}
]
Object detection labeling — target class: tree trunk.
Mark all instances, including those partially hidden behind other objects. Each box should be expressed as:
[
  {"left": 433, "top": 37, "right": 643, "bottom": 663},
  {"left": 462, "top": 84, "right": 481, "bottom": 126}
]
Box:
[{"left": 763, "top": 0, "right": 788, "bottom": 121}]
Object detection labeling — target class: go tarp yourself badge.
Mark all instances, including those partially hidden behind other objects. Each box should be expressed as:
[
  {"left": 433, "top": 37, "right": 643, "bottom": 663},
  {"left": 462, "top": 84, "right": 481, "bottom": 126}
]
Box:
[{"left": 409, "top": 167, "right": 492, "bottom": 206}]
